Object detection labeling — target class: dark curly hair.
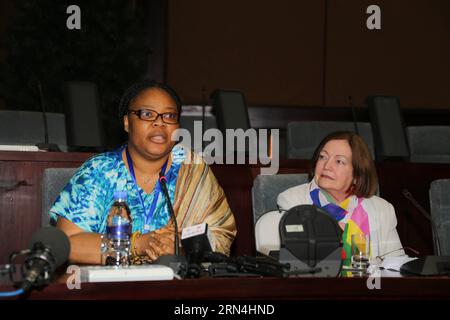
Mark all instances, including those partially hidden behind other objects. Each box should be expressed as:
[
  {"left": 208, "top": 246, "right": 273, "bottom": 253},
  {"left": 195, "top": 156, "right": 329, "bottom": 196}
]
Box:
[{"left": 118, "top": 79, "right": 182, "bottom": 122}]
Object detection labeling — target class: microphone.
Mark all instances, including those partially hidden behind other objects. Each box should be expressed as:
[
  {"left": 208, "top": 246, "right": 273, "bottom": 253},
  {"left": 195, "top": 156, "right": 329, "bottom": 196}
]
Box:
[
  {"left": 349, "top": 96, "right": 359, "bottom": 135},
  {"left": 401, "top": 189, "right": 442, "bottom": 256},
  {"left": 201, "top": 85, "right": 207, "bottom": 150},
  {"left": 18, "top": 227, "right": 70, "bottom": 294},
  {"left": 153, "top": 172, "right": 186, "bottom": 274},
  {"left": 399, "top": 189, "right": 450, "bottom": 276},
  {"left": 34, "top": 79, "right": 60, "bottom": 152},
  {"left": 158, "top": 172, "right": 180, "bottom": 256}
]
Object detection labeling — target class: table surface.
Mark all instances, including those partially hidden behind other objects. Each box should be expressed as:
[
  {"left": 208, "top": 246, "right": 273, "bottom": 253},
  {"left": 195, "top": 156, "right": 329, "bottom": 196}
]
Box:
[{"left": 1, "top": 269, "right": 449, "bottom": 300}]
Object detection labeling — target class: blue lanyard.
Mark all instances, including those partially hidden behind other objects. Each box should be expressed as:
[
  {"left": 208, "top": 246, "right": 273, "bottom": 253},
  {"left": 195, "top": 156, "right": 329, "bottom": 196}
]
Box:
[{"left": 125, "top": 147, "right": 169, "bottom": 229}]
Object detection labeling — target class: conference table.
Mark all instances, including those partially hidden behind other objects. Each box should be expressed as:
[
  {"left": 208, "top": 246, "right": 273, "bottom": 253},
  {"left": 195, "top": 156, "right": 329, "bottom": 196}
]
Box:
[
  {"left": 1, "top": 151, "right": 450, "bottom": 302},
  {"left": 1, "top": 270, "right": 449, "bottom": 300}
]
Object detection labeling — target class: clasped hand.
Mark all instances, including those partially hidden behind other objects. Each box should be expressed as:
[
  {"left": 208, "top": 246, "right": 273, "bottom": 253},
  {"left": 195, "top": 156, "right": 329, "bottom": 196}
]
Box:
[{"left": 139, "top": 220, "right": 179, "bottom": 261}]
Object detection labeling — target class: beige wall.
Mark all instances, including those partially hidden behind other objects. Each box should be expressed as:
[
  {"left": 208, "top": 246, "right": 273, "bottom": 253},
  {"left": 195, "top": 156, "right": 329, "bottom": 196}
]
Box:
[{"left": 167, "top": 0, "right": 450, "bottom": 108}]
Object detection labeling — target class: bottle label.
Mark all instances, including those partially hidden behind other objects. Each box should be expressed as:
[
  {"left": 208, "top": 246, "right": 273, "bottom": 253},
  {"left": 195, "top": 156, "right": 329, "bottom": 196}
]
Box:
[{"left": 106, "top": 224, "right": 132, "bottom": 239}]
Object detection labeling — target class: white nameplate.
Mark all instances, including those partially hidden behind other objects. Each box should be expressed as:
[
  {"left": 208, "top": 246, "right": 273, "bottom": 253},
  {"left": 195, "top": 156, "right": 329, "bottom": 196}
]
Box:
[
  {"left": 285, "top": 224, "right": 304, "bottom": 233},
  {"left": 181, "top": 223, "right": 207, "bottom": 240}
]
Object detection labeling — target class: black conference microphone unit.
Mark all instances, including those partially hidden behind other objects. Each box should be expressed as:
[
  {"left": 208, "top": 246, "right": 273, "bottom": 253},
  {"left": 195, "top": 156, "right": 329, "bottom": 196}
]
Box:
[
  {"left": 181, "top": 223, "right": 213, "bottom": 278},
  {"left": 35, "top": 79, "right": 60, "bottom": 152},
  {"left": 277, "top": 205, "right": 343, "bottom": 277},
  {"left": 18, "top": 227, "right": 70, "bottom": 294},
  {"left": 153, "top": 172, "right": 186, "bottom": 274},
  {"left": 400, "top": 189, "right": 450, "bottom": 276}
]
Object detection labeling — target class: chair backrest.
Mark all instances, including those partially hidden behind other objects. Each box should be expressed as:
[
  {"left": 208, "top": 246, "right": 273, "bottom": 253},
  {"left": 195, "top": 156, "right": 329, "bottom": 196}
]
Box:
[
  {"left": 366, "top": 96, "right": 410, "bottom": 160},
  {"left": 252, "top": 173, "right": 309, "bottom": 223},
  {"left": 178, "top": 105, "right": 218, "bottom": 151},
  {"left": 211, "top": 89, "right": 250, "bottom": 132},
  {"left": 42, "top": 167, "right": 78, "bottom": 227},
  {"left": 63, "top": 81, "right": 104, "bottom": 148},
  {"left": 429, "top": 179, "right": 450, "bottom": 256},
  {"left": 407, "top": 126, "right": 450, "bottom": 164},
  {"left": 0, "top": 110, "right": 67, "bottom": 149},
  {"left": 286, "top": 121, "right": 375, "bottom": 159}
]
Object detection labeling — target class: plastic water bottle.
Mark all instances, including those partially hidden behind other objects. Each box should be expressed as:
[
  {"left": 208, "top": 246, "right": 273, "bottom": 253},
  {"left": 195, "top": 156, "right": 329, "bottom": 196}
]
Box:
[{"left": 102, "top": 191, "right": 132, "bottom": 266}]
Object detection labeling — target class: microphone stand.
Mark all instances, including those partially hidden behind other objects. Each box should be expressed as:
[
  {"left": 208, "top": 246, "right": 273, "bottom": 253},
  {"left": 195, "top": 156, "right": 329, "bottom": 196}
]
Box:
[
  {"left": 402, "top": 189, "right": 441, "bottom": 256},
  {"left": 349, "top": 96, "right": 359, "bottom": 135},
  {"left": 201, "top": 86, "right": 206, "bottom": 151},
  {"left": 153, "top": 172, "right": 186, "bottom": 274},
  {"left": 35, "top": 79, "right": 60, "bottom": 152},
  {"left": 399, "top": 189, "right": 450, "bottom": 276}
]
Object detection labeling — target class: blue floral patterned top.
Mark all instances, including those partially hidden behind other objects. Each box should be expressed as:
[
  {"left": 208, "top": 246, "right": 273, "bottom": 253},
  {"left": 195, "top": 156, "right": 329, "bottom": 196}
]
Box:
[{"left": 49, "top": 144, "right": 186, "bottom": 234}]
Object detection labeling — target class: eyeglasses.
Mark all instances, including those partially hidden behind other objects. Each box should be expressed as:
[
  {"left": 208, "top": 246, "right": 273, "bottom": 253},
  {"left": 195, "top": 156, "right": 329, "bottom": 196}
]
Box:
[
  {"left": 127, "top": 108, "right": 179, "bottom": 124},
  {"left": 374, "top": 246, "right": 420, "bottom": 264}
]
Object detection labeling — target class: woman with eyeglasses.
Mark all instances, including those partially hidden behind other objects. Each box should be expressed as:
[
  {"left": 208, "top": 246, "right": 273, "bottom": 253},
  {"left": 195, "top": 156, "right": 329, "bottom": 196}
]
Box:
[
  {"left": 50, "top": 80, "right": 236, "bottom": 264},
  {"left": 277, "top": 131, "right": 405, "bottom": 267}
]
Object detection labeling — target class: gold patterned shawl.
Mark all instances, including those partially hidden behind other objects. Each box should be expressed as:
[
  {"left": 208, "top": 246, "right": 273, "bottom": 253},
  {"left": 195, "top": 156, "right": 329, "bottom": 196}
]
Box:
[{"left": 173, "top": 149, "right": 237, "bottom": 256}]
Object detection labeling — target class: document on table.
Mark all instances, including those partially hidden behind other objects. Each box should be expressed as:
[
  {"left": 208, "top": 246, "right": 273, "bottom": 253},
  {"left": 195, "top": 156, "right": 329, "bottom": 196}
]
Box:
[
  {"left": 0, "top": 145, "right": 39, "bottom": 152},
  {"left": 380, "top": 256, "right": 418, "bottom": 271}
]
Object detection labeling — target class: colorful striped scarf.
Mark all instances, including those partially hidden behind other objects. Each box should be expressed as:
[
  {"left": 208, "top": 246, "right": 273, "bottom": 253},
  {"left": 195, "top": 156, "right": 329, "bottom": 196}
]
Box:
[{"left": 309, "top": 180, "right": 370, "bottom": 266}]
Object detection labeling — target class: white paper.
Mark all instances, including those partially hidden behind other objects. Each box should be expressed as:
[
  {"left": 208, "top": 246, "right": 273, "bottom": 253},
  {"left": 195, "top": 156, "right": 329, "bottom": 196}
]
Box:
[
  {"left": 380, "top": 256, "right": 418, "bottom": 271},
  {"left": 0, "top": 144, "right": 39, "bottom": 152}
]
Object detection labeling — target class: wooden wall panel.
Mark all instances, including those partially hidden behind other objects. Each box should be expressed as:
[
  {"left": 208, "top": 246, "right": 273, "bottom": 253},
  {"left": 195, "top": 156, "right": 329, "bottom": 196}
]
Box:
[
  {"left": 167, "top": 0, "right": 326, "bottom": 106},
  {"left": 167, "top": 0, "right": 450, "bottom": 109},
  {"left": 325, "top": 0, "right": 450, "bottom": 108}
]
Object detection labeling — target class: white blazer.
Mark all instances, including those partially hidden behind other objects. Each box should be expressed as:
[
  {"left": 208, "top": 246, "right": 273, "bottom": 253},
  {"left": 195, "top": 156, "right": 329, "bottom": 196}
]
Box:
[{"left": 276, "top": 182, "right": 405, "bottom": 258}]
